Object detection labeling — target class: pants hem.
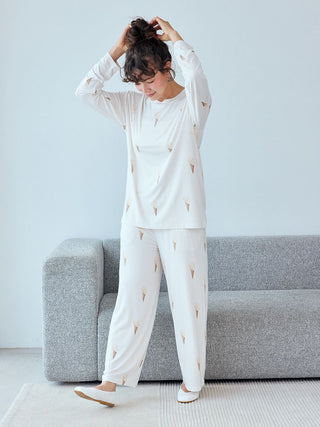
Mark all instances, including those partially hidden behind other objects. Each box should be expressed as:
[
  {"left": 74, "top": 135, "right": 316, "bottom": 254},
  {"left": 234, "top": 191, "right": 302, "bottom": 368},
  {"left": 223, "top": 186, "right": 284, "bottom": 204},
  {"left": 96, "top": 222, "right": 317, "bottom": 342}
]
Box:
[
  {"left": 184, "top": 380, "right": 205, "bottom": 392},
  {"left": 101, "top": 375, "right": 138, "bottom": 388}
]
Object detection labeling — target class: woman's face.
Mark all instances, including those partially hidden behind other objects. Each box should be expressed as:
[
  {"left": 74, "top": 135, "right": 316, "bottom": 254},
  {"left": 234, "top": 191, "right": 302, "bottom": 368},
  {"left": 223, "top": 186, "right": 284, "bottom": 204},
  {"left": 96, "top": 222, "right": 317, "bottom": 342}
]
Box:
[{"left": 134, "top": 62, "right": 171, "bottom": 101}]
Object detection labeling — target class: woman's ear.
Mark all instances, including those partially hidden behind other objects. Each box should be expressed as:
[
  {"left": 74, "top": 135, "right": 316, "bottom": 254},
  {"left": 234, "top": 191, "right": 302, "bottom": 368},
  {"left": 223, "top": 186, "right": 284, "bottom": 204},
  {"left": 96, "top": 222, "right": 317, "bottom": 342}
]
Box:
[{"left": 164, "top": 61, "right": 172, "bottom": 77}]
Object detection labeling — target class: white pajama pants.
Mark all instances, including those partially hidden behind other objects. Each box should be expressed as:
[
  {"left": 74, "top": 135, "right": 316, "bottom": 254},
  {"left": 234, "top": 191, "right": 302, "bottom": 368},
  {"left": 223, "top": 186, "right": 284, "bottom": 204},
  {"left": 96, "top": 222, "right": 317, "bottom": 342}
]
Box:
[{"left": 101, "top": 221, "right": 208, "bottom": 392}]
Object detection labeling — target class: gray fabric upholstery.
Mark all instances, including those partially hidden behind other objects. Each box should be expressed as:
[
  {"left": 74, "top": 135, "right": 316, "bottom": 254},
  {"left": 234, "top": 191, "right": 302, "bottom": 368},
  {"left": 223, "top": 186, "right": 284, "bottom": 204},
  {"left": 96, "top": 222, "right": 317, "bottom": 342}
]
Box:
[
  {"left": 42, "top": 239, "right": 104, "bottom": 381},
  {"left": 42, "top": 234, "right": 320, "bottom": 382}
]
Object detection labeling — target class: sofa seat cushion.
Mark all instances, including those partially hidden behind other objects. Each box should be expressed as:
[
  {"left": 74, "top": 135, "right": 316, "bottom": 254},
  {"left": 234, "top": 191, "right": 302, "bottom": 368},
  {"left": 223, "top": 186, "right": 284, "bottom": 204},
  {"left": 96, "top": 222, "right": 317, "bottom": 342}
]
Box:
[
  {"left": 207, "top": 288, "right": 320, "bottom": 378},
  {"left": 97, "top": 289, "right": 320, "bottom": 379}
]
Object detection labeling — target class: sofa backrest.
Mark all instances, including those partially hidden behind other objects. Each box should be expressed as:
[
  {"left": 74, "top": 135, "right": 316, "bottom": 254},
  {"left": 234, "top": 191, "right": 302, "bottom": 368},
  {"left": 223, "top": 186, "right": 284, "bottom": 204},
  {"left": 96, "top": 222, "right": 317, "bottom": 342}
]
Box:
[{"left": 102, "top": 234, "right": 320, "bottom": 293}]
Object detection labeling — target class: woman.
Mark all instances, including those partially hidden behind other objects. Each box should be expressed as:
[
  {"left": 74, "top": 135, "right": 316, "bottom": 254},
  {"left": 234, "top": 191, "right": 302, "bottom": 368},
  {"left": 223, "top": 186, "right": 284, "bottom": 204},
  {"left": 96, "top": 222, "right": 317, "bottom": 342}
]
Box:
[{"left": 74, "top": 16, "right": 212, "bottom": 406}]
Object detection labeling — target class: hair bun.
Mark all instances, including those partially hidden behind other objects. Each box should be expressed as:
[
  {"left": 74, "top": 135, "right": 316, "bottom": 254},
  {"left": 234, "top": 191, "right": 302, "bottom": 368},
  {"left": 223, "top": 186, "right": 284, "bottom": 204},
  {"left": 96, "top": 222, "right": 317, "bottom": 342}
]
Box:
[{"left": 126, "top": 17, "right": 157, "bottom": 48}]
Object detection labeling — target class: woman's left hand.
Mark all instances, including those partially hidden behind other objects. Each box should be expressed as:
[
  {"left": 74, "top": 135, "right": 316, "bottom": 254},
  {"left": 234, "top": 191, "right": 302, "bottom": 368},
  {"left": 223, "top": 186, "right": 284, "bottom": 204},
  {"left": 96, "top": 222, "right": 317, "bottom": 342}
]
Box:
[{"left": 149, "top": 16, "right": 176, "bottom": 42}]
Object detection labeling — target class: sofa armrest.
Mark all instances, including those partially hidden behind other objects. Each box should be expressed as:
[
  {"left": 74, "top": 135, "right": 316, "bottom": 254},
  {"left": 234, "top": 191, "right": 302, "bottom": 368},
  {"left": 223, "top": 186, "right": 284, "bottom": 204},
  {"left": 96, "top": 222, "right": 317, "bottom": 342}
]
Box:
[{"left": 42, "top": 238, "right": 104, "bottom": 381}]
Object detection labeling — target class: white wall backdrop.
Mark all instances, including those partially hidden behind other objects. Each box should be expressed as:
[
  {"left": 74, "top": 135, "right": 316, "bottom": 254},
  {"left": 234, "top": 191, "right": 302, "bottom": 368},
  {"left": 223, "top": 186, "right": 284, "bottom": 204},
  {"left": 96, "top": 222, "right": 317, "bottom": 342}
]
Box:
[{"left": 0, "top": 0, "right": 319, "bottom": 347}]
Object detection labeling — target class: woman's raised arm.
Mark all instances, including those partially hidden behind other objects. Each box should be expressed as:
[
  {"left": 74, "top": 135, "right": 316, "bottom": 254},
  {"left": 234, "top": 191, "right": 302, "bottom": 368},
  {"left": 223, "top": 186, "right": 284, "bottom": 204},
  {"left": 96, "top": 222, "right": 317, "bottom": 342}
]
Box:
[
  {"left": 150, "top": 17, "right": 212, "bottom": 147},
  {"left": 74, "top": 24, "right": 131, "bottom": 129}
]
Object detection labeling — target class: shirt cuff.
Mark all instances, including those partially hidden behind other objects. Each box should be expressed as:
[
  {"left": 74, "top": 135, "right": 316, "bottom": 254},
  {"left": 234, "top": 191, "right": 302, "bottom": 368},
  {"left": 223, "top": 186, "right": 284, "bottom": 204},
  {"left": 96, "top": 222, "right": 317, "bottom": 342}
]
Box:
[
  {"left": 105, "top": 51, "right": 121, "bottom": 70},
  {"left": 85, "top": 51, "right": 121, "bottom": 83},
  {"left": 173, "top": 39, "right": 194, "bottom": 54}
]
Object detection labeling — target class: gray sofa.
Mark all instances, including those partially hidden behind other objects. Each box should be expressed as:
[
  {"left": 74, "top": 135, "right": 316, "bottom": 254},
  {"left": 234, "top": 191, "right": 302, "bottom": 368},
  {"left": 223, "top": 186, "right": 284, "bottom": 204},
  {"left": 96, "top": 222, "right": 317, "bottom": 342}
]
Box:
[{"left": 42, "top": 234, "right": 320, "bottom": 383}]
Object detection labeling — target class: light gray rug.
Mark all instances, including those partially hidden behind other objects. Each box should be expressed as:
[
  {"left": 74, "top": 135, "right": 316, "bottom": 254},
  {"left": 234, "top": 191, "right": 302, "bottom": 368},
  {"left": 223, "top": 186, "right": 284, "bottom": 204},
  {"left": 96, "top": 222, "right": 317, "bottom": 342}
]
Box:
[{"left": 1, "top": 379, "right": 320, "bottom": 426}]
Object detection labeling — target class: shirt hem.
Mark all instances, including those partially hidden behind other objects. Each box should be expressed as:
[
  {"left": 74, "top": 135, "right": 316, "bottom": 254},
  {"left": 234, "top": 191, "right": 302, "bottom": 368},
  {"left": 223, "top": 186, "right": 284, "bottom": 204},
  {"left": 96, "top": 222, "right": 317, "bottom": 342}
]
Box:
[{"left": 121, "top": 217, "right": 207, "bottom": 229}]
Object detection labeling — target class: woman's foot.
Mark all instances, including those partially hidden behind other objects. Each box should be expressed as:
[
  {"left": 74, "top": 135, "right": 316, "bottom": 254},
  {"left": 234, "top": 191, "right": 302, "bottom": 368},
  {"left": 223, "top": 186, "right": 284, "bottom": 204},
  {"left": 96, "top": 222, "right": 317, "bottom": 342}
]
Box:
[
  {"left": 74, "top": 385, "right": 117, "bottom": 406},
  {"left": 95, "top": 381, "right": 116, "bottom": 392},
  {"left": 177, "top": 383, "right": 200, "bottom": 403},
  {"left": 181, "top": 382, "right": 191, "bottom": 392}
]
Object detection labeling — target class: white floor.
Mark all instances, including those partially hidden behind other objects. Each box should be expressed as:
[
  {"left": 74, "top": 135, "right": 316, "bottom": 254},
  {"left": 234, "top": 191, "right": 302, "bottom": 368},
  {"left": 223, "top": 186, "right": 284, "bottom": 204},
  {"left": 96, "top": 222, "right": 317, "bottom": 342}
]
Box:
[
  {"left": 2, "top": 349, "right": 320, "bottom": 427},
  {"left": 0, "top": 348, "right": 59, "bottom": 420}
]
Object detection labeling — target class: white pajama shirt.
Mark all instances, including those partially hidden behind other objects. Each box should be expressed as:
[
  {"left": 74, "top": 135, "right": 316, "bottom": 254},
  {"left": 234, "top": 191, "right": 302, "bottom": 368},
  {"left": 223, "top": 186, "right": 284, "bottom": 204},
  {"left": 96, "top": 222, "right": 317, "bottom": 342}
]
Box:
[
  {"left": 75, "top": 39, "right": 212, "bottom": 229},
  {"left": 75, "top": 39, "right": 212, "bottom": 391}
]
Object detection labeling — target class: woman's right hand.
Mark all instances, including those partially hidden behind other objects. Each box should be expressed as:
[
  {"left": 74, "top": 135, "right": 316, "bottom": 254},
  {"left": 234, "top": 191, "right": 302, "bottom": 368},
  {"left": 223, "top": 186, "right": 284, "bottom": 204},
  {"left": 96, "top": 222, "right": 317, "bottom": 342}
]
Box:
[
  {"left": 109, "top": 23, "right": 131, "bottom": 62},
  {"left": 114, "top": 23, "right": 131, "bottom": 54}
]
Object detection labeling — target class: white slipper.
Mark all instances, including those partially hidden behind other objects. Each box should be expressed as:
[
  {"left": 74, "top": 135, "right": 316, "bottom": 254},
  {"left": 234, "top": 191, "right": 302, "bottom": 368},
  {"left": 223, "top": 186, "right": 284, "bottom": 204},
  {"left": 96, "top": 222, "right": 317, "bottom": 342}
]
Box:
[
  {"left": 74, "top": 386, "right": 117, "bottom": 407},
  {"left": 177, "top": 386, "right": 200, "bottom": 403}
]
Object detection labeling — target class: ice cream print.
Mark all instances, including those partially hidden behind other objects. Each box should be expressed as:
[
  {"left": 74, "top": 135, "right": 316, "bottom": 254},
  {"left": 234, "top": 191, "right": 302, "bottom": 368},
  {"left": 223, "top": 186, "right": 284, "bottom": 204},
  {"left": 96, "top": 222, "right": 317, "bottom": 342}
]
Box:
[
  {"left": 194, "top": 303, "right": 200, "bottom": 318},
  {"left": 184, "top": 197, "right": 191, "bottom": 212},
  {"left": 188, "top": 157, "right": 195, "bottom": 173},
  {"left": 192, "top": 122, "right": 200, "bottom": 139},
  {"left": 133, "top": 320, "right": 140, "bottom": 335},
  {"left": 141, "top": 287, "right": 147, "bottom": 301},
  {"left": 189, "top": 262, "right": 195, "bottom": 278},
  {"left": 122, "top": 374, "right": 128, "bottom": 385},
  {"left": 152, "top": 201, "right": 158, "bottom": 215},
  {"left": 197, "top": 357, "right": 201, "bottom": 371},
  {"left": 171, "top": 231, "right": 178, "bottom": 251},
  {"left": 172, "top": 239, "right": 177, "bottom": 251},
  {"left": 167, "top": 141, "right": 175, "bottom": 152},
  {"left": 138, "top": 227, "right": 145, "bottom": 240},
  {"left": 154, "top": 257, "right": 158, "bottom": 272},
  {"left": 112, "top": 346, "right": 118, "bottom": 359},
  {"left": 201, "top": 101, "right": 210, "bottom": 108},
  {"left": 152, "top": 108, "right": 166, "bottom": 127}
]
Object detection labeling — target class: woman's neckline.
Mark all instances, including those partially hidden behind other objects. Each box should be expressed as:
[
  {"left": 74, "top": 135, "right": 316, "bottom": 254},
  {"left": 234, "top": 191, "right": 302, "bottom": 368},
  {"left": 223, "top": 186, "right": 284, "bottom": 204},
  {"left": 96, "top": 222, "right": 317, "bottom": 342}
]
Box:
[{"left": 150, "top": 87, "right": 185, "bottom": 104}]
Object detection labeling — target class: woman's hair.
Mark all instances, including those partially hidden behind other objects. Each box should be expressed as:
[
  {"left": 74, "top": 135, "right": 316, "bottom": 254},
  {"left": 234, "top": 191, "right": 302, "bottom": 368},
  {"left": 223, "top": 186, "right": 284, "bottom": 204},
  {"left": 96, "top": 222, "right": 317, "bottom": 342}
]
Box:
[{"left": 120, "top": 17, "right": 176, "bottom": 84}]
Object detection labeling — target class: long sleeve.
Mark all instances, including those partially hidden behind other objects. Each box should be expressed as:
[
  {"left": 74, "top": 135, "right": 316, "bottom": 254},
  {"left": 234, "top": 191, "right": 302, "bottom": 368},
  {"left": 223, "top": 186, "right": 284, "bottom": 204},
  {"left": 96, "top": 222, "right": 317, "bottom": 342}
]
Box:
[
  {"left": 75, "top": 51, "right": 128, "bottom": 129},
  {"left": 173, "top": 40, "right": 212, "bottom": 134}
]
